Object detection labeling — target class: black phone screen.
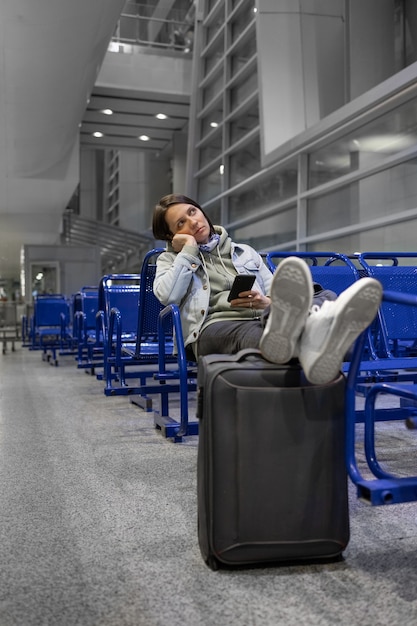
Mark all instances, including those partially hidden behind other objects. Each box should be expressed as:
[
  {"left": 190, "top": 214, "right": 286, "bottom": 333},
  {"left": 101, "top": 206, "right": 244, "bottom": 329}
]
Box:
[{"left": 227, "top": 274, "right": 256, "bottom": 302}]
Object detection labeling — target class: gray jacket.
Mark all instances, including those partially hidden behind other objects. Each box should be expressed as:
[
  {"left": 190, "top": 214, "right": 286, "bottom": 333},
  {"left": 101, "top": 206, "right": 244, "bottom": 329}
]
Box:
[{"left": 154, "top": 227, "right": 273, "bottom": 348}]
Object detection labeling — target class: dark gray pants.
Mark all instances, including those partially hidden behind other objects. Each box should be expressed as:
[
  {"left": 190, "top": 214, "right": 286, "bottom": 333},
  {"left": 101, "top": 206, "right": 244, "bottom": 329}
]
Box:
[{"left": 196, "top": 286, "right": 336, "bottom": 358}]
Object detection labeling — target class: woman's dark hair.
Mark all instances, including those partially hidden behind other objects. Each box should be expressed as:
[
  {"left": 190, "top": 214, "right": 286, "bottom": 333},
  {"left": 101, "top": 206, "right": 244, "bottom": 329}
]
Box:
[{"left": 152, "top": 193, "right": 215, "bottom": 241}]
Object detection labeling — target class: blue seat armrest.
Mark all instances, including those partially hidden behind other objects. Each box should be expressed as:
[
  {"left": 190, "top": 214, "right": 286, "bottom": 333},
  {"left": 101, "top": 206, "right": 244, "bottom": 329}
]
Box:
[{"left": 158, "top": 304, "right": 187, "bottom": 373}]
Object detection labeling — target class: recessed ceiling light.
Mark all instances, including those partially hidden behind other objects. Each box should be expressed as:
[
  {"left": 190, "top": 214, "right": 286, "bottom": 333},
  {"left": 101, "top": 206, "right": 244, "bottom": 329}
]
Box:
[
  {"left": 93, "top": 132, "right": 103, "bottom": 138},
  {"left": 101, "top": 108, "right": 113, "bottom": 115},
  {"left": 210, "top": 121, "right": 219, "bottom": 128},
  {"left": 139, "top": 135, "right": 150, "bottom": 141},
  {"left": 156, "top": 113, "right": 168, "bottom": 120}
]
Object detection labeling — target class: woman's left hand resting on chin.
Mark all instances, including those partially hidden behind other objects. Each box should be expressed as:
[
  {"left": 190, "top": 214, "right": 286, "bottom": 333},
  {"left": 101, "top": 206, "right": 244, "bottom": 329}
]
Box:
[{"left": 229, "top": 290, "right": 270, "bottom": 310}]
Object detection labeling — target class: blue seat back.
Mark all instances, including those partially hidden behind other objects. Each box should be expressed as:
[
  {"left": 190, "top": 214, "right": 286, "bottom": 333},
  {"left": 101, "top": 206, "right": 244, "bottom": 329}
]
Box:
[
  {"left": 135, "top": 248, "right": 172, "bottom": 353},
  {"left": 33, "top": 294, "right": 70, "bottom": 328},
  {"left": 98, "top": 274, "right": 141, "bottom": 333},
  {"left": 359, "top": 253, "right": 417, "bottom": 342},
  {"left": 78, "top": 286, "right": 99, "bottom": 329},
  {"left": 265, "top": 251, "right": 360, "bottom": 295}
]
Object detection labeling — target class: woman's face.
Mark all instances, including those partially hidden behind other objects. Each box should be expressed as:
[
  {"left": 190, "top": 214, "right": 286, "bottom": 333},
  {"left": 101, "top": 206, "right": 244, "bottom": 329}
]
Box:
[{"left": 164, "top": 203, "right": 211, "bottom": 244}]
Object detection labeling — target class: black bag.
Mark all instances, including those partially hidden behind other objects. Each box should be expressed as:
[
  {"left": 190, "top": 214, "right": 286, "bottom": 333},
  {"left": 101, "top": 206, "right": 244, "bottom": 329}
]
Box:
[{"left": 197, "top": 349, "right": 349, "bottom": 570}]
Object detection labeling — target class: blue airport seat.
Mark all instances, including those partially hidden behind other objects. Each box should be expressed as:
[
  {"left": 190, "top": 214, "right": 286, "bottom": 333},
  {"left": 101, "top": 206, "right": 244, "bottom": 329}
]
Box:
[
  {"left": 91, "top": 274, "right": 141, "bottom": 378},
  {"left": 76, "top": 274, "right": 140, "bottom": 375},
  {"left": 358, "top": 252, "right": 417, "bottom": 361},
  {"left": 264, "top": 251, "right": 375, "bottom": 371},
  {"left": 153, "top": 302, "right": 198, "bottom": 441},
  {"left": 351, "top": 253, "right": 417, "bottom": 420},
  {"left": 265, "top": 251, "right": 361, "bottom": 295},
  {"left": 264, "top": 251, "right": 402, "bottom": 420},
  {"left": 72, "top": 286, "right": 99, "bottom": 365},
  {"left": 345, "top": 289, "right": 417, "bottom": 505},
  {"left": 29, "top": 294, "right": 70, "bottom": 364},
  {"left": 58, "top": 289, "right": 90, "bottom": 357},
  {"left": 106, "top": 248, "right": 198, "bottom": 441},
  {"left": 103, "top": 251, "right": 166, "bottom": 395},
  {"left": 21, "top": 313, "right": 31, "bottom": 347}
]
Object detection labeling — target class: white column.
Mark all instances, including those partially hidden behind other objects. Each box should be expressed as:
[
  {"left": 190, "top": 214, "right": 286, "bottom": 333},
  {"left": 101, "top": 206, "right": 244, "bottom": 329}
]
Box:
[{"left": 256, "top": 0, "right": 345, "bottom": 161}]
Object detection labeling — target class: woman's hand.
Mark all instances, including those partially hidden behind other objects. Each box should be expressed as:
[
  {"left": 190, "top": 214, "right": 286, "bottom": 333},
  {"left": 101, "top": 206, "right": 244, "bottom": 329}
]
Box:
[
  {"left": 171, "top": 233, "right": 198, "bottom": 252},
  {"left": 229, "top": 290, "right": 270, "bottom": 310}
]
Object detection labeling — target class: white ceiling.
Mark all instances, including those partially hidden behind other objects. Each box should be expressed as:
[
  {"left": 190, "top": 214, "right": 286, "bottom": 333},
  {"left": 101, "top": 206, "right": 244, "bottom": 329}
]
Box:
[{"left": 0, "top": 0, "right": 191, "bottom": 284}]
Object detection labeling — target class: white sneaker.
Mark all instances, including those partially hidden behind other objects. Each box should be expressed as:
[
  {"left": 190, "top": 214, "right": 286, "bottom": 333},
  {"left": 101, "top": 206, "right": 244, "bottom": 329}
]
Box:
[
  {"left": 298, "top": 278, "right": 382, "bottom": 385},
  {"left": 260, "top": 256, "right": 313, "bottom": 364}
]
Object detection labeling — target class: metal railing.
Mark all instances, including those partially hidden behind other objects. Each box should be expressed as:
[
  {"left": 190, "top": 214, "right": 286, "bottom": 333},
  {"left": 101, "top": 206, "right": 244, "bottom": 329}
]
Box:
[
  {"left": 61, "top": 211, "right": 155, "bottom": 274},
  {"left": 110, "top": 1, "right": 195, "bottom": 53}
]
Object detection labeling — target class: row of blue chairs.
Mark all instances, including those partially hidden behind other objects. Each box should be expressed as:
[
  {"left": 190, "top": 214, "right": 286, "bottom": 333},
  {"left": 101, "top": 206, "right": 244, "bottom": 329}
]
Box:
[
  {"left": 23, "top": 249, "right": 417, "bottom": 506},
  {"left": 102, "top": 250, "right": 198, "bottom": 440},
  {"left": 22, "top": 287, "right": 102, "bottom": 366},
  {"left": 265, "top": 251, "right": 417, "bottom": 506},
  {"left": 71, "top": 250, "right": 197, "bottom": 442},
  {"left": 22, "top": 252, "right": 196, "bottom": 441},
  {"left": 266, "top": 251, "right": 417, "bottom": 374},
  {"left": 23, "top": 293, "right": 70, "bottom": 365}
]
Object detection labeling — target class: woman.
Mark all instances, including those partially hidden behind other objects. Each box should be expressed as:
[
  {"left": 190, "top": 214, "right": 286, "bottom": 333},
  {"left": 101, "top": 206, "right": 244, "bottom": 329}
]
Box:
[{"left": 152, "top": 194, "right": 382, "bottom": 385}]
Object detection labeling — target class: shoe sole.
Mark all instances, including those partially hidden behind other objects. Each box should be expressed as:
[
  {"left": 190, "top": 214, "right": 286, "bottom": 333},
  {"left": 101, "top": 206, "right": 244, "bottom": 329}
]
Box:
[
  {"left": 260, "top": 257, "right": 313, "bottom": 363},
  {"left": 302, "top": 279, "right": 382, "bottom": 385}
]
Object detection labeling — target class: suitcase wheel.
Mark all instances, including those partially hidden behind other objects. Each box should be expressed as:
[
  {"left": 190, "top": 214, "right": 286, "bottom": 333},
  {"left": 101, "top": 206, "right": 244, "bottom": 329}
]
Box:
[{"left": 206, "top": 555, "right": 220, "bottom": 571}]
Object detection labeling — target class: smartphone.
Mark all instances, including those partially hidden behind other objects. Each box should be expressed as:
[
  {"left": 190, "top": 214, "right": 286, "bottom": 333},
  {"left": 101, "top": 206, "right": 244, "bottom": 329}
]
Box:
[{"left": 227, "top": 274, "right": 256, "bottom": 302}]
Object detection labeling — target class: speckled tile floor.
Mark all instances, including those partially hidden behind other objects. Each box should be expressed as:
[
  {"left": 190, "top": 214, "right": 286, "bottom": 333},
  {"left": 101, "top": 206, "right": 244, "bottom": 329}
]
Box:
[{"left": 1, "top": 345, "right": 417, "bottom": 626}]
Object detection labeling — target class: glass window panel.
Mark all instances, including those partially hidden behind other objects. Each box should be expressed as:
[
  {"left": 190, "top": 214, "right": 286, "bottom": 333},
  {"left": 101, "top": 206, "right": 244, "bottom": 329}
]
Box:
[
  {"left": 205, "top": 23, "right": 223, "bottom": 48},
  {"left": 307, "top": 158, "right": 417, "bottom": 236},
  {"left": 228, "top": 138, "right": 261, "bottom": 186},
  {"left": 356, "top": 218, "right": 417, "bottom": 252},
  {"left": 201, "top": 106, "right": 224, "bottom": 139},
  {"left": 202, "top": 36, "right": 224, "bottom": 75},
  {"left": 228, "top": 162, "right": 298, "bottom": 221},
  {"left": 230, "top": 208, "right": 297, "bottom": 250},
  {"left": 31, "top": 263, "right": 59, "bottom": 297},
  {"left": 203, "top": 202, "right": 221, "bottom": 226},
  {"left": 308, "top": 98, "right": 417, "bottom": 188},
  {"left": 202, "top": 73, "right": 224, "bottom": 108},
  {"left": 197, "top": 169, "right": 223, "bottom": 204},
  {"left": 199, "top": 134, "right": 223, "bottom": 169},
  {"left": 230, "top": 71, "right": 258, "bottom": 109},
  {"left": 207, "top": 0, "right": 220, "bottom": 15},
  {"left": 230, "top": 33, "right": 256, "bottom": 67},
  {"left": 308, "top": 216, "right": 417, "bottom": 256},
  {"left": 119, "top": 15, "right": 138, "bottom": 42},
  {"left": 229, "top": 102, "right": 259, "bottom": 144},
  {"left": 230, "top": 7, "right": 255, "bottom": 44},
  {"left": 230, "top": 0, "right": 243, "bottom": 10},
  {"left": 308, "top": 186, "right": 358, "bottom": 235},
  {"left": 401, "top": 1, "right": 417, "bottom": 67},
  {"left": 307, "top": 234, "right": 360, "bottom": 257}
]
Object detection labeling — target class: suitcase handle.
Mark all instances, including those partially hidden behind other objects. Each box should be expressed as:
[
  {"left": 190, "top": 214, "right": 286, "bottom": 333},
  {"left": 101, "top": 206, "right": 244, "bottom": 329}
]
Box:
[
  {"left": 234, "top": 348, "right": 300, "bottom": 367},
  {"left": 233, "top": 348, "right": 263, "bottom": 361},
  {"left": 199, "top": 348, "right": 296, "bottom": 367}
]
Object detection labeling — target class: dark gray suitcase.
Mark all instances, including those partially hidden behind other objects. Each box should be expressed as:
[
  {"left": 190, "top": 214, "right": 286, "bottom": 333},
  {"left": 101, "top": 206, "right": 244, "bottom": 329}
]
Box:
[{"left": 197, "top": 349, "right": 349, "bottom": 570}]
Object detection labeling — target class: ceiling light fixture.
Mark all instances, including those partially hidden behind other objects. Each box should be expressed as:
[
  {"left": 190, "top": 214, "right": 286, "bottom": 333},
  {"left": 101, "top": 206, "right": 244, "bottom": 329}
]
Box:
[
  {"left": 93, "top": 132, "right": 103, "bottom": 138},
  {"left": 156, "top": 113, "right": 168, "bottom": 120},
  {"left": 139, "top": 135, "right": 150, "bottom": 141},
  {"left": 101, "top": 108, "right": 113, "bottom": 115},
  {"left": 210, "top": 122, "right": 219, "bottom": 128}
]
